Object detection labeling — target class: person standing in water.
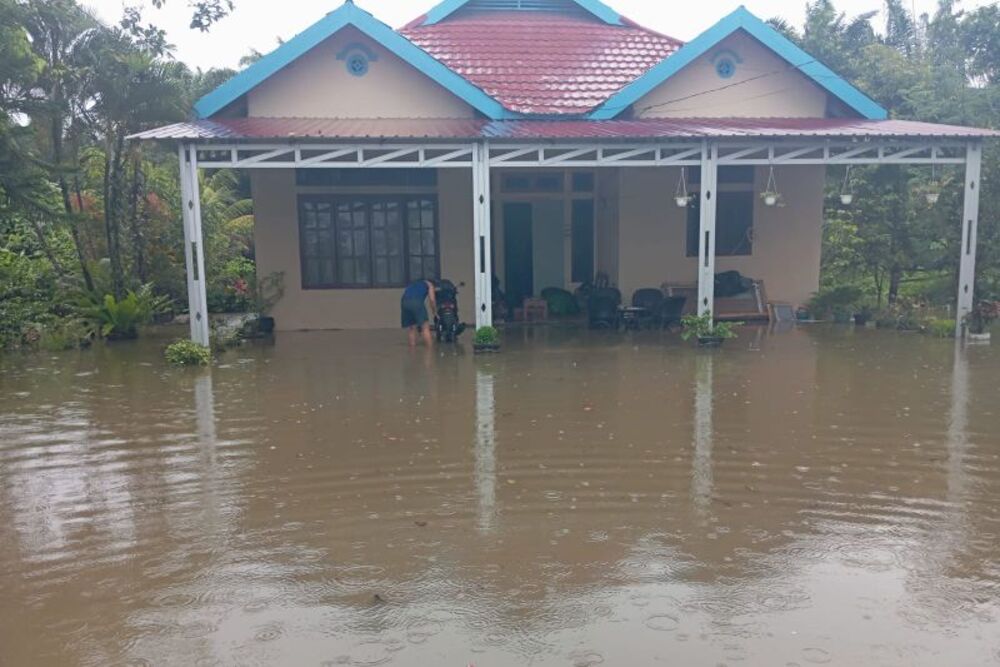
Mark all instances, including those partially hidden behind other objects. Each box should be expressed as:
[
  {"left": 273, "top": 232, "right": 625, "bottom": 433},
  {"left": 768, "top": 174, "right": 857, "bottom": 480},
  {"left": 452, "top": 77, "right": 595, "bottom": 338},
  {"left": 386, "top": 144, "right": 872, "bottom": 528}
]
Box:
[{"left": 400, "top": 279, "right": 437, "bottom": 347}]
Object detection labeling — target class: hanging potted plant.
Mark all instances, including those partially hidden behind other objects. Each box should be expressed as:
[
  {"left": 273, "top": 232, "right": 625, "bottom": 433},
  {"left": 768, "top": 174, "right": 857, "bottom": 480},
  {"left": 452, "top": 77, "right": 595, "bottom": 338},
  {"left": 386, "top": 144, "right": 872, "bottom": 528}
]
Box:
[
  {"left": 760, "top": 166, "right": 784, "bottom": 207},
  {"left": 473, "top": 325, "right": 501, "bottom": 353},
  {"left": 674, "top": 167, "right": 692, "bottom": 208},
  {"left": 923, "top": 164, "right": 942, "bottom": 205},
  {"left": 839, "top": 165, "right": 854, "bottom": 206},
  {"left": 681, "top": 313, "right": 742, "bottom": 348}
]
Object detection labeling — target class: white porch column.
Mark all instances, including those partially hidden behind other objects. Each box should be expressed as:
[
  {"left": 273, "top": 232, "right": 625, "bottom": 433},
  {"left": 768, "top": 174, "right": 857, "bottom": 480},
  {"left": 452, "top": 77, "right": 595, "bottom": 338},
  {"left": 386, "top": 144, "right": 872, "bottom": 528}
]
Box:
[
  {"left": 178, "top": 144, "right": 210, "bottom": 346},
  {"left": 956, "top": 142, "right": 982, "bottom": 338},
  {"left": 697, "top": 142, "right": 719, "bottom": 318},
  {"left": 472, "top": 142, "right": 493, "bottom": 329}
]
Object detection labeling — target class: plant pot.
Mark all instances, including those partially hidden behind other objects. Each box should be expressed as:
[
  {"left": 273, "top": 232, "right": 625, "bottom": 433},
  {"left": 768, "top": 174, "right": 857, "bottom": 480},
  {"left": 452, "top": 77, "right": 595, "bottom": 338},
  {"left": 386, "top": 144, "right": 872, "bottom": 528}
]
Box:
[
  {"left": 763, "top": 194, "right": 778, "bottom": 207},
  {"left": 839, "top": 194, "right": 854, "bottom": 206},
  {"left": 257, "top": 316, "right": 276, "bottom": 334},
  {"left": 697, "top": 335, "right": 725, "bottom": 348},
  {"left": 473, "top": 343, "right": 501, "bottom": 353},
  {"left": 674, "top": 196, "right": 691, "bottom": 208},
  {"left": 925, "top": 192, "right": 940, "bottom": 205},
  {"left": 853, "top": 314, "right": 870, "bottom": 326}
]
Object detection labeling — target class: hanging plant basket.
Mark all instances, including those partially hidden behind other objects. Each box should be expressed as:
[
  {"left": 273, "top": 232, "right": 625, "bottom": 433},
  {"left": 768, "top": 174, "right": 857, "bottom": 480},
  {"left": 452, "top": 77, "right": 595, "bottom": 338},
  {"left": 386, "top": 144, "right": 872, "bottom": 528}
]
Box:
[
  {"left": 760, "top": 166, "right": 783, "bottom": 207},
  {"left": 674, "top": 168, "right": 692, "bottom": 208},
  {"left": 839, "top": 166, "right": 854, "bottom": 206},
  {"left": 923, "top": 164, "right": 942, "bottom": 205}
]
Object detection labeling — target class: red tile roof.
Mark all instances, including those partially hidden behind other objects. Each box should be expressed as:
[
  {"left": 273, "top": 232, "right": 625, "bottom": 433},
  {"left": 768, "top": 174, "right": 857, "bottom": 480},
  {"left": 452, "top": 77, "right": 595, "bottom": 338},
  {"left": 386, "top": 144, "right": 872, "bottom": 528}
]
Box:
[
  {"left": 400, "top": 12, "right": 682, "bottom": 115},
  {"left": 131, "top": 117, "right": 1000, "bottom": 142}
]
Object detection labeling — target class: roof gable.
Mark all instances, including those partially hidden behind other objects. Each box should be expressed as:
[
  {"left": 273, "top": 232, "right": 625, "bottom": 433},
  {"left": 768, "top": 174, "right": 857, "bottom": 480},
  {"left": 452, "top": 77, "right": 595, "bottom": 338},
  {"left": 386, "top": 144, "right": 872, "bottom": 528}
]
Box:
[
  {"left": 588, "top": 6, "right": 887, "bottom": 120},
  {"left": 419, "top": 0, "right": 623, "bottom": 26},
  {"left": 194, "top": 1, "right": 512, "bottom": 119}
]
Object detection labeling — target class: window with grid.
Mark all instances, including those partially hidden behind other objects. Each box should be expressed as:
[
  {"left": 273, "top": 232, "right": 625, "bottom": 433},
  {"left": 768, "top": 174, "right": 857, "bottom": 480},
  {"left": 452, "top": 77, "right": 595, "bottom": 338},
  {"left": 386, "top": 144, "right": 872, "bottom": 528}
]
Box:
[
  {"left": 406, "top": 198, "right": 438, "bottom": 282},
  {"left": 299, "top": 196, "right": 437, "bottom": 289}
]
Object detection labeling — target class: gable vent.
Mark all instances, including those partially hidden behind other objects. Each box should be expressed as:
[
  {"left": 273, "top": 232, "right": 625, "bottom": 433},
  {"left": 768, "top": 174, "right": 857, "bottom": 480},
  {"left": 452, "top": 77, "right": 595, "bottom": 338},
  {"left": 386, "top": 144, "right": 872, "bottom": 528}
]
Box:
[{"left": 457, "top": 0, "right": 594, "bottom": 18}]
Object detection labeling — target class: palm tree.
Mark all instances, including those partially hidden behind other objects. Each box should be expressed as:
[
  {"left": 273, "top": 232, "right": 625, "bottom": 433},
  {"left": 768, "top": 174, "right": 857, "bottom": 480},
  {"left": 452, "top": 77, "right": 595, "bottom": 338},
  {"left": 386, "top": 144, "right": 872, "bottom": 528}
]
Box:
[
  {"left": 84, "top": 30, "right": 187, "bottom": 297},
  {"left": 21, "top": 0, "right": 101, "bottom": 290}
]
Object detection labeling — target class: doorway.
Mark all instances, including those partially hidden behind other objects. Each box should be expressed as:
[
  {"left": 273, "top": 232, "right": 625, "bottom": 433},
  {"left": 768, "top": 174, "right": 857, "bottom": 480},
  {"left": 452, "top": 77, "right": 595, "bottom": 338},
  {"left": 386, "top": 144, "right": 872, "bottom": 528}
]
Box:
[{"left": 503, "top": 202, "right": 532, "bottom": 309}]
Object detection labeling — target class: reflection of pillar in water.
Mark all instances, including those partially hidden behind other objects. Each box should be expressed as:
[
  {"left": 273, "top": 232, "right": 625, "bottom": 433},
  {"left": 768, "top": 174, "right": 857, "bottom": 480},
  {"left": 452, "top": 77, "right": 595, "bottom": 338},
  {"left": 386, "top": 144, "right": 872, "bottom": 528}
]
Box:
[
  {"left": 193, "top": 371, "right": 220, "bottom": 530},
  {"left": 692, "top": 354, "right": 714, "bottom": 515},
  {"left": 946, "top": 345, "right": 969, "bottom": 506},
  {"left": 194, "top": 372, "right": 217, "bottom": 454},
  {"left": 475, "top": 368, "right": 497, "bottom": 533}
]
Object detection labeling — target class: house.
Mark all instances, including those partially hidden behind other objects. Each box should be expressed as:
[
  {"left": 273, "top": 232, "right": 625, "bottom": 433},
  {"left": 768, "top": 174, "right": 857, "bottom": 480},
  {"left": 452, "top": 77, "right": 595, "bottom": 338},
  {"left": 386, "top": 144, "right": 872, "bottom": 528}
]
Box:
[{"left": 134, "top": 0, "right": 996, "bottom": 342}]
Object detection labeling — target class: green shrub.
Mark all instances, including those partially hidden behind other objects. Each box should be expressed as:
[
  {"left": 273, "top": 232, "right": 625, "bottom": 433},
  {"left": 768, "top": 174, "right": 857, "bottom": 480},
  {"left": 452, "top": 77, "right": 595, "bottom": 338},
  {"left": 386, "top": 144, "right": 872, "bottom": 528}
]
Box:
[
  {"left": 875, "top": 302, "right": 925, "bottom": 331},
  {"left": 165, "top": 339, "right": 212, "bottom": 366},
  {"left": 36, "top": 319, "right": 92, "bottom": 351},
  {"left": 807, "top": 286, "right": 863, "bottom": 319},
  {"left": 927, "top": 318, "right": 956, "bottom": 338},
  {"left": 77, "top": 284, "right": 171, "bottom": 340},
  {"left": 207, "top": 257, "right": 256, "bottom": 313},
  {"left": 474, "top": 326, "right": 500, "bottom": 346},
  {"left": 680, "top": 313, "right": 741, "bottom": 341},
  {"left": 0, "top": 247, "right": 60, "bottom": 349}
]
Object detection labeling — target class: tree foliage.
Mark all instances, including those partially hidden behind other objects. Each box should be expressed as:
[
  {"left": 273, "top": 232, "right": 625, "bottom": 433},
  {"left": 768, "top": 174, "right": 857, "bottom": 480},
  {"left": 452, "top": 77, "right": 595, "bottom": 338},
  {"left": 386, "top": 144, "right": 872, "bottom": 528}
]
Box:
[
  {"left": 782, "top": 0, "right": 999, "bottom": 307},
  {"left": 0, "top": 0, "right": 253, "bottom": 350}
]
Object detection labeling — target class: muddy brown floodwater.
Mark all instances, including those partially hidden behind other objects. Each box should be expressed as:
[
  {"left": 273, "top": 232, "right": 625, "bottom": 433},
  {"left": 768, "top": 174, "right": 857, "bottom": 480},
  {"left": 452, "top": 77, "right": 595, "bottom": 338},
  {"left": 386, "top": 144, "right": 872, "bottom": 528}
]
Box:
[{"left": 1, "top": 325, "right": 999, "bottom": 666}]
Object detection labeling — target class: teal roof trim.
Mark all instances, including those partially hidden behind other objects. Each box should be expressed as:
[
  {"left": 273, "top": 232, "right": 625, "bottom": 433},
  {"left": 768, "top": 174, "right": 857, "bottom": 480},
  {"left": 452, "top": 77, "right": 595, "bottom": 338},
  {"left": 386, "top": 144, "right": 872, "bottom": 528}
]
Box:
[
  {"left": 422, "top": 0, "right": 623, "bottom": 26},
  {"left": 194, "top": 2, "right": 514, "bottom": 119},
  {"left": 588, "top": 6, "right": 887, "bottom": 120}
]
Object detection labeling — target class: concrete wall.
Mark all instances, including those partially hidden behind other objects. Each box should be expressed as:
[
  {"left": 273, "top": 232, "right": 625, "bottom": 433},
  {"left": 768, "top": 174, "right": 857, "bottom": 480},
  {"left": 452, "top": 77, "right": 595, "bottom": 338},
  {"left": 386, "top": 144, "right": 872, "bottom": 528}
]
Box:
[
  {"left": 247, "top": 26, "right": 474, "bottom": 119},
  {"left": 634, "top": 31, "right": 829, "bottom": 119},
  {"left": 616, "top": 165, "right": 825, "bottom": 308},
  {"left": 254, "top": 164, "right": 823, "bottom": 330},
  {"left": 252, "top": 169, "right": 474, "bottom": 330}
]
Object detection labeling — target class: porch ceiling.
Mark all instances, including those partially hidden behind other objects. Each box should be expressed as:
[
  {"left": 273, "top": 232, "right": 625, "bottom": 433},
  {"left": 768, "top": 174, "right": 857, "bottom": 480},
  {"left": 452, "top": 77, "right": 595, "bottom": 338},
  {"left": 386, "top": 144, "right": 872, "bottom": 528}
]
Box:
[{"left": 131, "top": 117, "right": 999, "bottom": 143}]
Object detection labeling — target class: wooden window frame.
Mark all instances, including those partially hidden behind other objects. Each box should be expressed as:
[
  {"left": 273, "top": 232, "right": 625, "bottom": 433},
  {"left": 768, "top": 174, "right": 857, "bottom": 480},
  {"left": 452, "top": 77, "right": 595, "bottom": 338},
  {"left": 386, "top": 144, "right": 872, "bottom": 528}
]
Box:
[{"left": 298, "top": 194, "right": 440, "bottom": 290}]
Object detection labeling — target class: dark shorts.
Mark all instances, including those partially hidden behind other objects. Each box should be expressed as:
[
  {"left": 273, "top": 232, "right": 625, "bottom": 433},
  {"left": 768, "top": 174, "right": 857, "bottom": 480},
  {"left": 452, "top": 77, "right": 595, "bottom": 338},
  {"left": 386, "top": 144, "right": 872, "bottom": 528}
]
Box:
[{"left": 401, "top": 298, "right": 429, "bottom": 328}]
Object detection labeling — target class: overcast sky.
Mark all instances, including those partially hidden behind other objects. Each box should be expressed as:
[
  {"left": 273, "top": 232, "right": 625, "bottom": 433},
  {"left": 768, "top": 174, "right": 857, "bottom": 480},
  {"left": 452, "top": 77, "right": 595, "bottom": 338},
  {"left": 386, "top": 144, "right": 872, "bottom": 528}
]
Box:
[{"left": 82, "top": 0, "right": 991, "bottom": 71}]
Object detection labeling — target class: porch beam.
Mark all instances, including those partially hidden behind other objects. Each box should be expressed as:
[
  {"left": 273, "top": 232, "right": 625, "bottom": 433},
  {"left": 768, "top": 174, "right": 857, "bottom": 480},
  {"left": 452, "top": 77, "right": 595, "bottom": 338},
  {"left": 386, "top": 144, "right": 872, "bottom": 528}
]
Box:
[
  {"left": 956, "top": 141, "right": 982, "bottom": 337},
  {"left": 697, "top": 142, "right": 719, "bottom": 319},
  {"left": 189, "top": 140, "right": 968, "bottom": 169},
  {"left": 472, "top": 142, "right": 493, "bottom": 329},
  {"left": 178, "top": 144, "right": 210, "bottom": 346}
]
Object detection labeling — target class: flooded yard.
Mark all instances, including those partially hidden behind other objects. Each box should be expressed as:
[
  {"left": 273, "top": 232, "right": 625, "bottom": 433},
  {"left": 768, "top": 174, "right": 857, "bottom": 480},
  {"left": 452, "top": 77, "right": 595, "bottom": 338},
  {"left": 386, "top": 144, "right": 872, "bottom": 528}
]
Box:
[{"left": 1, "top": 326, "right": 999, "bottom": 666}]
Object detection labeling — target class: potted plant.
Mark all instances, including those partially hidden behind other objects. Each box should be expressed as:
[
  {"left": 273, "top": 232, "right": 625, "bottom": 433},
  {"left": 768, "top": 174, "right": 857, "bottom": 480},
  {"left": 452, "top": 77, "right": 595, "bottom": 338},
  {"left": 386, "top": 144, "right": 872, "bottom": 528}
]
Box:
[
  {"left": 247, "top": 271, "right": 284, "bottom": 336},
  {"left": 681, "top": 313, "right": 741, "bottom": 347},
  {"left": 965, "top": 300, "right": 998, "bottom": 342},
  {"left": 473, "top": 325, "right": 501, "bottom": 353}
]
